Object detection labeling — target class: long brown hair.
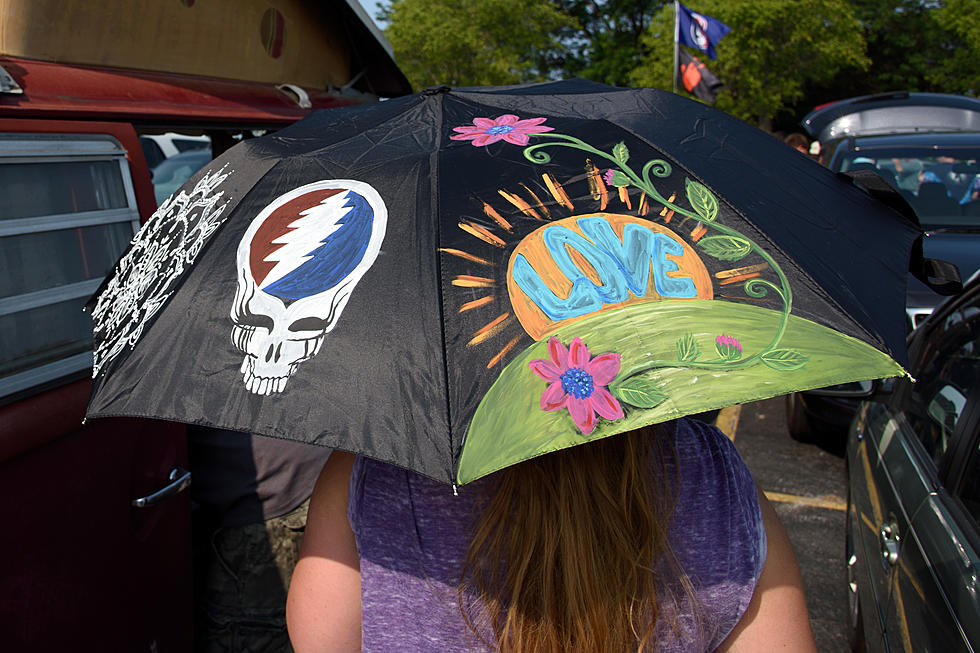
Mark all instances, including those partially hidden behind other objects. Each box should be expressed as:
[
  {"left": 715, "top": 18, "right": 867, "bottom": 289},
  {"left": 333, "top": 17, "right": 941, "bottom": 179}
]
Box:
[{"left": 459, "top": 423, "right": 684, "bottom": 652}]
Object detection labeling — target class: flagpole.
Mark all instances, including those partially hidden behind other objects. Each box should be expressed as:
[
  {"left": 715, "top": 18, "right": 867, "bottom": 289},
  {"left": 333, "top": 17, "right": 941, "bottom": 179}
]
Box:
[{"left": 673, "top": 1, "right": 680, "bottom": 94}]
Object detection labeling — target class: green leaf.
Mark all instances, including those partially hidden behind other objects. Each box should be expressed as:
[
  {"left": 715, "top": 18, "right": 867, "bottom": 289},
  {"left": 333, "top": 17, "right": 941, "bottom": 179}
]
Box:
[
  {"left": 608, "top": 170, "right": 631, "bottom": 187},
  {"left": 697, "top": 235, "right": 752, "bottom": 261},
  {"left": 685, "top": 179, "right": 719, "bottom": 222},
  {"left": 613, "top": 141, "right": 629, "bottom": 164},
  {"left": 760, "top": 349, "right": 809, "bottom": 371},
  {"left": 610, "top": 376, "right": 668, "bottom": 408},
  {"left": 677, "top": 332, "right": 700, "bottom": 362}
]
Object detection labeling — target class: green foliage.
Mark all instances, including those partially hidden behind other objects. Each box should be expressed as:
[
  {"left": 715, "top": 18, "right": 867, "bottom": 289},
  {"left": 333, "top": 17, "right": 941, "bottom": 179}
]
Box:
[
  {"left": 698, "top": 235, "right": 752, "bottom": 261},
  {"left": 632, "top": 0, "right": 869, "bottom": 127},
  {"left": 609, "top": 375, "right": 668, "bottom": 408},
  {"left": 382, "top": 0, "right": 576, "bottom": 88},
  {"left": 550, "top": 1, "right": 668, "bottom": 86},
  {"left": 800, "top": 1, "right": 978, "bottom": 121},
  {"left": 931, "top": 0, "right": 980, "bottom": 94}
]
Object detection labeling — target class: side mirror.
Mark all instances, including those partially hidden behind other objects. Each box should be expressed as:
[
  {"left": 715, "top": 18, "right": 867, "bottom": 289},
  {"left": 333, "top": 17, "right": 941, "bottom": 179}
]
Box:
[{"left": 807, "top": 379, "right": 875, "bottom": 399}]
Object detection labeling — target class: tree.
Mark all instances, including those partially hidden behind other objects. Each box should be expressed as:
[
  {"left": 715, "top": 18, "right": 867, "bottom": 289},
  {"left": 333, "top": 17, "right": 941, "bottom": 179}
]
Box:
[
  {"left": 549, "top": 1, "right": 668, "bottom": 86},
  {"left": 382, "top": 0, "right": 576, "bottom": 89},
  {"left": 630, "top": 0, "right": 869, "bottom": 129},
  {"left": 800, "top": 1, "right": 978, "bottom": 119},
  {"left": 931, "top": 0, "right": 980, "bottom": 95}
]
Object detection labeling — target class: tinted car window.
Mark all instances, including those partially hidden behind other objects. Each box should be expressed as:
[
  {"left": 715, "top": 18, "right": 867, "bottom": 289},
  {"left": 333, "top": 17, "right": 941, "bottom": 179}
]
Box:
[
  {"left": 839, "top": 148, "right": 980, "bottom": 229},
  {"left": 907, "top": 301, "right": 980, "bottom": 467}
]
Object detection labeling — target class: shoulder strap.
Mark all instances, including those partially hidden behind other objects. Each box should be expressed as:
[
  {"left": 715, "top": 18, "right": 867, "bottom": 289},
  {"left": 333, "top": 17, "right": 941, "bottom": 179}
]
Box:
[{"left": 839, "top": 170, "right": 962, "bottom": 296}]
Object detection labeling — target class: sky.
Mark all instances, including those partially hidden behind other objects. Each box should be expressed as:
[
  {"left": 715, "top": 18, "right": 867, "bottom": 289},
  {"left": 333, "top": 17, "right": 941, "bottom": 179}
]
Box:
[{"left": 357, "top": 0, "right": 387, "bottom": 29}]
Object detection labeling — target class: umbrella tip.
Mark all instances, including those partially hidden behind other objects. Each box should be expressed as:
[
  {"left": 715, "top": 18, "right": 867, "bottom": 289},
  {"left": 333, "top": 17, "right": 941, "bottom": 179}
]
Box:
[{"left": 422, "top": 85, "right": 451, "bottom": 96}]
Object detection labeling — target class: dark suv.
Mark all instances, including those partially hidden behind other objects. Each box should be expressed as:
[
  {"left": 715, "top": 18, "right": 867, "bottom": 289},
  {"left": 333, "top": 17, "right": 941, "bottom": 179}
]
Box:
[{"left": 787, "top": 92, "right": 980, "bottom": 446}]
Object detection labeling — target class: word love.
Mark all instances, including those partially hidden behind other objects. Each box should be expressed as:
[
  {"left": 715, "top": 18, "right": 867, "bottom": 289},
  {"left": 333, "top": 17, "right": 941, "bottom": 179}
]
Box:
[{"left": 507, "top": 214, "right": 712, "bottom": 339}]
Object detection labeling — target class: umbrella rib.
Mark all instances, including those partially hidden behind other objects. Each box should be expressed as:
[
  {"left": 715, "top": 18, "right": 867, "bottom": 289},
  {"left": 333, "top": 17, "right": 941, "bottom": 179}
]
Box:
[{"left": 431, "top": 92, "right": 458, "bottom": 484}]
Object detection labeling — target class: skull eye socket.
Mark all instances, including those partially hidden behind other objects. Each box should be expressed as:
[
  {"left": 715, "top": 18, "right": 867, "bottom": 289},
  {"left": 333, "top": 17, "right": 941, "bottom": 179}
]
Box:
[
  {"left": 289, "top": 317, "right": 329, "bottom": 333},
  {"left": 236, "top": 312, "right": 275, "bottom": 332}
]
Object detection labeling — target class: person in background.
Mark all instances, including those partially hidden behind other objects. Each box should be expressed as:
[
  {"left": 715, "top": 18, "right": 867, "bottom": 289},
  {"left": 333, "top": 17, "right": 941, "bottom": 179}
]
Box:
[
  {"left": 783, "top": 132, "right": 811, "bottom": 155},
  {"left": 287, "top": 417, "right": 816, "bottom": 652},
  {"left": 189, "top": 427, "right": 332, "bottom": 653}
]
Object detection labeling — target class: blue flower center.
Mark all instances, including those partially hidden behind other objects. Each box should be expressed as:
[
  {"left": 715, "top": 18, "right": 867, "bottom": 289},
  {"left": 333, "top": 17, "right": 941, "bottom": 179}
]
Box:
[
  {"left": 560, "top": 367, "right": 594, "bottom": 399},
  {"left": 486, "top": 125, "right": 515, "bottom": 135}
]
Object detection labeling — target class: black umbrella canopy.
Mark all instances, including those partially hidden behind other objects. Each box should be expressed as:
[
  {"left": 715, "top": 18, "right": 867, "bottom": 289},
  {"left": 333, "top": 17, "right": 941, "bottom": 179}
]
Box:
[{"left": 88, "top": 80, "right": 918, "bottom": 485}]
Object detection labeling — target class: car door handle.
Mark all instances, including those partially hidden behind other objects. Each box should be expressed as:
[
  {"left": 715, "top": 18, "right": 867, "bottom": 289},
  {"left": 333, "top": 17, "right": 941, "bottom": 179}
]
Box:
[
  {"left": 131, "top": 467, "right": 192, "bottom": 508},
  {"left": 879, "top": 519, "right": 900, "bottom": 567}
]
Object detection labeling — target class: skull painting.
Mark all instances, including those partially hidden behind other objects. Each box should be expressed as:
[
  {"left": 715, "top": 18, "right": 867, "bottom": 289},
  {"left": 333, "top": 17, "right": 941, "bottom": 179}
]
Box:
[{"left": 231, "top": 179, "right": 387, "bottom": 395}]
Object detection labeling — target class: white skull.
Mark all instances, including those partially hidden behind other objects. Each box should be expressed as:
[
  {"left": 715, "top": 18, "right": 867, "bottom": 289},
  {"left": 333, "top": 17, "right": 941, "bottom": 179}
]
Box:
[{"left": 230, "top": 180, "right": 387, "bottom": 395}]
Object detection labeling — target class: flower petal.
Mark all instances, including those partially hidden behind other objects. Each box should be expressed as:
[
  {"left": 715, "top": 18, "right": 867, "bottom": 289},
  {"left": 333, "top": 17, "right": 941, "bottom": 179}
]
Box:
[
  {"left": 567, "top": 397, "right": 597, "bottom": 434},
  {"left": 494, "top": 114, "right": 520, "bottom": 125},
  {"left": 471, "top": 133, "right": 502, "bottom": 147},
  {"left": 540, "top": 382, "right": 568, "bottom": 411},
  {"left": 586, "top": 353, "right": 621, "bottom": 386},
  {"left": 503, "top": 132, "right": 531, "bottom": 146},
  {"left": 449, "top": 132, "right": 481, "bottom": 141},
  {"left": 472, "top": 117, "right": 496, "bottom": 129},
  {"left": 529, "top": 358, "right": 561, "bottom": 382},
  {"left": 514, "top": 124, "right": 554, "bottom": 134},
  {"left": 452, "top": 124, "right": 484, "bottom": 134},
  {"left": 547, "top": 337, "right": 569, "bottom": 369},
  {"left": 568, "top": 337, "right": 590, "bottom": 368},
  {"left": 588, "top": 386, "right": 624, "bottom": 421}
]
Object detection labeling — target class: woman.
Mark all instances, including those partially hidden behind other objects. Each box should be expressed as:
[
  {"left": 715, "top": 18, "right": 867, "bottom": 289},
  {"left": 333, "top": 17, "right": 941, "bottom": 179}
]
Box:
[{"left": 287, "top": 418, "right": 816, "bottom": 652}]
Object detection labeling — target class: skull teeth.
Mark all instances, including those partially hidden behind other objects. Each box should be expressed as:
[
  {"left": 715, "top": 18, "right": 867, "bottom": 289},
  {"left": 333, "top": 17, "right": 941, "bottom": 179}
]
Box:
[{"left": 241, "top": 362, "right": 290, "bottom": 395}]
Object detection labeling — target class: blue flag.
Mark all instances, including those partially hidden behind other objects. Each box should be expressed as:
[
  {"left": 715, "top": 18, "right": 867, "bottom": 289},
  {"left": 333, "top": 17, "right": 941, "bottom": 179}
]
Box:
[{"left": 677, "top": 3, "right": 731, "bottom": 60}]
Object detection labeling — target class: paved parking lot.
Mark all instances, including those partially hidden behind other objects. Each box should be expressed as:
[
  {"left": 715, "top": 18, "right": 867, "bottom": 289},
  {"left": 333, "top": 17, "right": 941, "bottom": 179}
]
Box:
[{"left": 719, "top": 398, "right": 849, "bottom": 653}]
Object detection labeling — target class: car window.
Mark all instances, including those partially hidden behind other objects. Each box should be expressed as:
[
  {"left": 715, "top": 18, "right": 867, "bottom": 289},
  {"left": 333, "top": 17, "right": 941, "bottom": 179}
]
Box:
[
  {"left": 838, "top": 149, "right": 980, "bottom": 229},
  {"left": 959, "top": 437, "right": 980, "bottom": 524},
  {"left": 906, "top": 299, "right": 980, "bottom": 468},
  {"left": 138, "top": 136, "right": 166, "bottom": 169},
  {"left": 171, "top": 138, "right": 210, "bottom": 153},
  {"left": 0, "top": 134, "right": 139, "bottom": 399},
  {"left": 151, "top": 151, "right": 213, "bottom": 205}
]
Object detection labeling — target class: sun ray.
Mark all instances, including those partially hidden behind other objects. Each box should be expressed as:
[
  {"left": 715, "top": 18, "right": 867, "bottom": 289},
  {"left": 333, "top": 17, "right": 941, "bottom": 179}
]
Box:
[
  {"left": 638, "top": 192, "right": 650, "bottom": 216},
  {"left": 520, "top": 183, "right": 552, "bottom": 220},
  {"left": 459, "top": 295, "right": 495, "bottom": 312},
  {"left": 660, "top": 192, "right": 676, "bottom": 222},
  {"left": 459, "top": 220, "right": 507, "bottom": 247},
  {"left": 584, "top": 159, "right": 609, "bottom": 209},
  {"left": 716, "top": 263, "right": 770, "bottom": 280},
  {"left": 440, "top": 248, "right": 493, "bottom": 266},
  {"left": 691, "top": 223, "right": 708, "bottom": 241},
  {"left": 542, "top": 173, "right": 574, "bottom": 210},
  {"left": 487, "top": 335, "right": 523, "bottom": 369},
  {"left": 453, "top": 275, "right": 496, "bottom": 288},
  {"left": 468, "top": 313, "right": 514, "bottom": 346},
  {"left": 498, "top": 189, "right": 543, "bottom": 220},
  {"left": 719, "top": 272, "right": 762, "bottom": 286},
  {"left": 617, "top": 186, "right": 631, "bottom": 209},
  {"left": 482, "top": 202, "right": 513, "bottom": 231}
]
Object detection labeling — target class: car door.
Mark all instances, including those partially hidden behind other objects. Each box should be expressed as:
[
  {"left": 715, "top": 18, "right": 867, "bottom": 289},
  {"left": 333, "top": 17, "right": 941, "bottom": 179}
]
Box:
[
  {"left": 851, "top": 395, "right": 933, "bottom": 652},
  {"left": 877, "top": 282, "right": 980, "bottom": 651},
  {"left": 0, "top": 120, "right": 193, "bottom": 652}
]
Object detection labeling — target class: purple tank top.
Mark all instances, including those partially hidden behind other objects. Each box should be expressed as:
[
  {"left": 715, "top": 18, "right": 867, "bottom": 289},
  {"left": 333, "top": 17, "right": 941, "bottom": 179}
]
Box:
[{"left": 347, "top": 418, "right": 766, "bottom": 651}]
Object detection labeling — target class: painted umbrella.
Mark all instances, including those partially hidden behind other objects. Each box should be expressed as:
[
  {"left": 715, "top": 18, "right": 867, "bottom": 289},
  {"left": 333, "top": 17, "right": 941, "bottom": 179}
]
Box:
[{"left": 87, "top": 80, "right": 921, "bottom": 486}]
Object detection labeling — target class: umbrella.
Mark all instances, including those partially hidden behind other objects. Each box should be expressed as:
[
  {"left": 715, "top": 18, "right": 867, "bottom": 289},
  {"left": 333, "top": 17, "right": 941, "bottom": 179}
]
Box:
[{"left": 87, "top": 79, "right": 921, "bottom": 486}]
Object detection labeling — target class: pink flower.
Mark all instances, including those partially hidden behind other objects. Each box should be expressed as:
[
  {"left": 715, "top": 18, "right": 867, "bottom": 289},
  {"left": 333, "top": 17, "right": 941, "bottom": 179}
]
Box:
[
  {"left": 715, "top": 334, "right": 742, "bottom": 360},
  {"left": 450, "top": 114, "right": 553, "bottom": 147},
  {"left": 603, "top": 169, "right": 616, "bottom": 185},
  {"left": 529, "top": 337, "right": 624, "bottom": 435}
]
